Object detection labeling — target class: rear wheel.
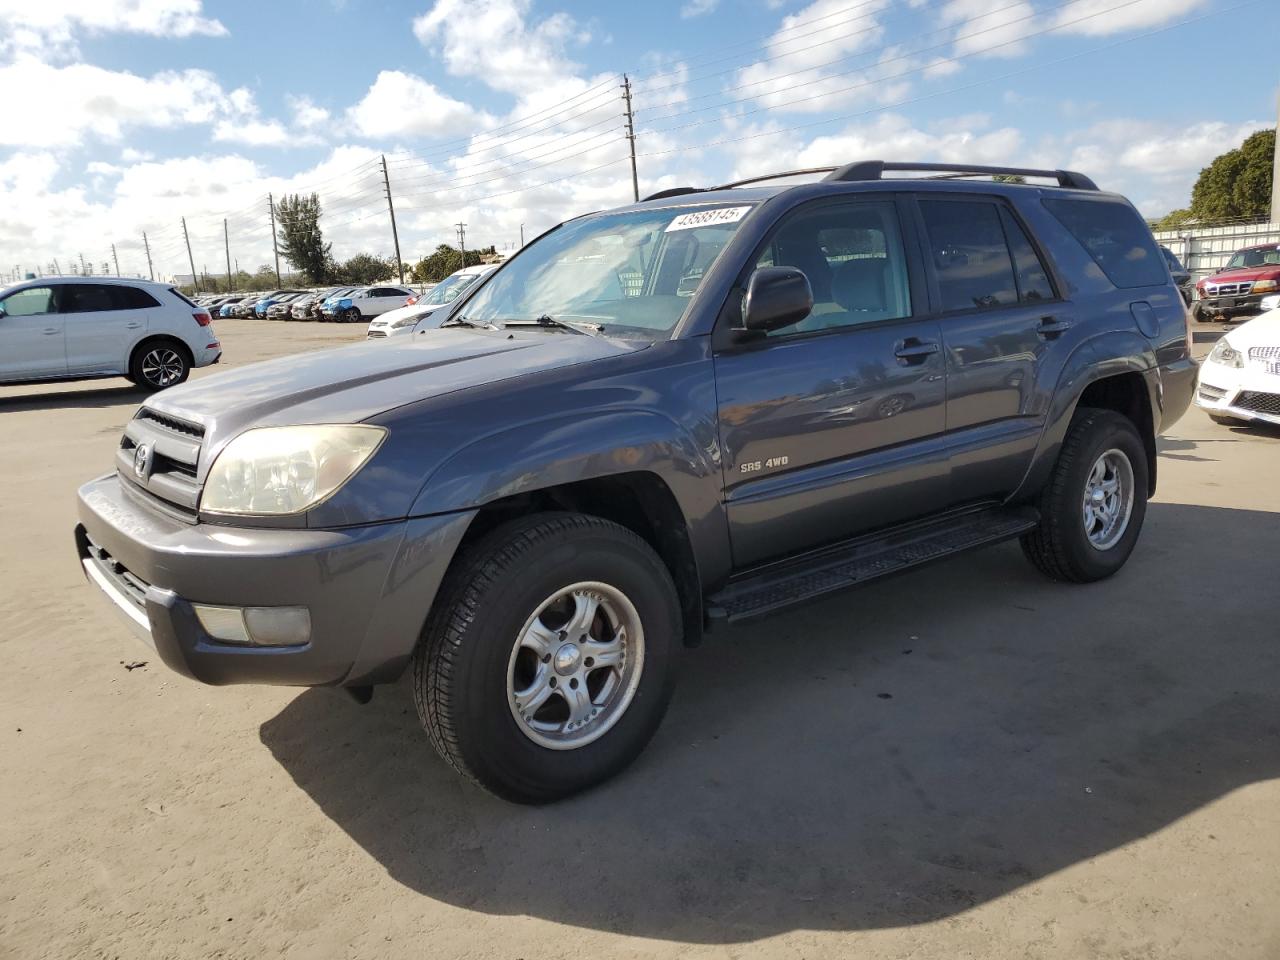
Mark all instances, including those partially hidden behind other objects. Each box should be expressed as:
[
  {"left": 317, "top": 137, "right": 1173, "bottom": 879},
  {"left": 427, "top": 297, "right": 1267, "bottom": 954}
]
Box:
[
  {"left": 129, "top": 339, "right": 191, "bottom": 391},
  {"left": 413, "top": 513, "right": 681, "bottom": 804},
  {"left": 1021, "top": 408, "right": 1148, "bottom": 583}
]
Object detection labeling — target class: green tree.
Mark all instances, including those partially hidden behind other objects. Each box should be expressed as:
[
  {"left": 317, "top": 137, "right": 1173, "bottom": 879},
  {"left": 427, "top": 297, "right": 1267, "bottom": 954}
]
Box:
[
  {"left": 992, "top": 174, "right": 1026, "bottom": 184},
  {"left": 274, "top": 193, "right": 333, "bottom": 283},
  {"left": 338, "top": 253, "right": 397, "bottom": 285},
  {"left": 1152, "top": 208, "right": 1193, "bottom": 231},
  {"left": 409, "top": 244, "right": 497, "bottom": 283},
  {"left": 1186, "top": 129, "right": 1275, "bottom": 223}
]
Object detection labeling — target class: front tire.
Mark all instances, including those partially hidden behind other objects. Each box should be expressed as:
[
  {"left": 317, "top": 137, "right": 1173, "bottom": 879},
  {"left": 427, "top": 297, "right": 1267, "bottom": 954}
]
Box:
[
  {"left": 129, "top": 339, "right": 191, "bottom": 391},
  {"left": 1021, "top": 408, "right": 1149, "bottom": 583},
  {"left": 413, "top": 513, "right": 682, "bottom": 804},
  {"left": 342, "top": 306, "right": 362, "bottom": 323}
]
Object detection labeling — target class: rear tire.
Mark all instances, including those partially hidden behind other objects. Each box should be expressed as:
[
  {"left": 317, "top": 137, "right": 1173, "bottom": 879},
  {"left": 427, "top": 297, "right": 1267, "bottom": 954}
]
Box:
[
  {"left": 128, "top": 338, "right": 191, "bottom": 391},
  {"left": 413, "top": 513, "right": 682, "bottom": 804},
  {"left": 1021, "top": 408, "right": 1148, "bottom": 583}
]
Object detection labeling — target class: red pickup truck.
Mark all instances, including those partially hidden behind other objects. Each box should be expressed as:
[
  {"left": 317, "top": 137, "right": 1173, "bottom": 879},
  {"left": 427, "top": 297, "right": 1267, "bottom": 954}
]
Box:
[{"left": 1193, "top": 242, "right": 1280, "bottom": 321}]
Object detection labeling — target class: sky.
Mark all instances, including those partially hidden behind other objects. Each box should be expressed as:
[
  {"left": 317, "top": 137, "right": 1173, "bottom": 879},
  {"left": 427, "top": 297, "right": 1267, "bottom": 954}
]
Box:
[{"left": 0, "top": 0, "right": 1275, "bottom": 283}]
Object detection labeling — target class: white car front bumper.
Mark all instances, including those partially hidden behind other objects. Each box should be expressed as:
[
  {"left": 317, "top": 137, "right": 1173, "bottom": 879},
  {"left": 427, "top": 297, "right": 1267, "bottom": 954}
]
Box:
[{"left": 1197, "top": 360, "right": 1280, "bottom": 425}]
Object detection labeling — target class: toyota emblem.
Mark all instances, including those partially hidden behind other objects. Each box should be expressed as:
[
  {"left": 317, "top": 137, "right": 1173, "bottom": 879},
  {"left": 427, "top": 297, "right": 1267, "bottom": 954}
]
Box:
[{"left": 133, "top": 443, "right": 153, "bottom": 480}]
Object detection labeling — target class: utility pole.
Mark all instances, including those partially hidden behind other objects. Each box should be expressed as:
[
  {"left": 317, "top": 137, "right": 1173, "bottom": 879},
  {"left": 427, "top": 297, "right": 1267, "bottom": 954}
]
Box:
[
  {"left": 141, "top": 233, "right": 154, "bottom": 280},
  {"left": 224, "top": 218, "right": 234, "bottom": 292},
  {"left": 1271, "top": 92, "right": 1280, "bottom": 225},
  {"left": 181, "top": 217, "right": 197, "bottom": 291},
  {"left": 456, "top": 222, "right": 467, "bottom": 268},
  {"left": 79, "top": 252, "right": 87, "bottom": 276},
  {"left": 267, "top": 194, "right": 282, "bottom": 286},
  {"left": 111, "top": 244, "right": 120, "bottom": 276},
  {"left": 520, "top": 223, "right": 525, "bottom": 247},
  {"left": 53, "top": 257, "right": 62, "bottom": 275},
  {"left": 622, "top": 74, "right": 639, "bottom": 203},
  {"left": 380, "top": 154, "right": 405, "bottom": 284}
]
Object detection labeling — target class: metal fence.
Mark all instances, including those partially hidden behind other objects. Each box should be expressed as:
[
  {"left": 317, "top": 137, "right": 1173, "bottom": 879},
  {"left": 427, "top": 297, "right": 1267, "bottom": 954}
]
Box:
[{"left": 1152, "top": 221, "right": 1280, "bottom": 282}]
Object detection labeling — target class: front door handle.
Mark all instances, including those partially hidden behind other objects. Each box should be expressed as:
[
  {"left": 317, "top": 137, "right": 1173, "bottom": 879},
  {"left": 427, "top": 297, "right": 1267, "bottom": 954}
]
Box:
[
  {"left": 894, "top": 338, "right": 939, "bottom": 365},
  {"left": 1037, "top": 315, "right": 1072, "bottom": 340},
  {"left": 125, "top": 321, "right": 143, "bottom": 329},
  {"left": 43, "top": 327, "right": 59, "bottom": 335}
]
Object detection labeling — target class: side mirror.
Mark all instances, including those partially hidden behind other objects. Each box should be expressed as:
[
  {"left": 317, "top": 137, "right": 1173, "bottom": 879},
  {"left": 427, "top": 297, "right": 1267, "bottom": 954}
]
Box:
[{"left": 741, "top": 266, "right": 812, "bottom": 334}]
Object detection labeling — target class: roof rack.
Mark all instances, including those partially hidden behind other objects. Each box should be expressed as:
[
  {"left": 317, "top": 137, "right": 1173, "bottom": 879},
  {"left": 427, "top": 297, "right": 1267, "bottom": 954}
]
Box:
[
  {"left": 824, "top": 161, "right": 1098, "bottom": 191},
  {"left": 641, "top": 160, "right": 1098, "bottom": 202}
]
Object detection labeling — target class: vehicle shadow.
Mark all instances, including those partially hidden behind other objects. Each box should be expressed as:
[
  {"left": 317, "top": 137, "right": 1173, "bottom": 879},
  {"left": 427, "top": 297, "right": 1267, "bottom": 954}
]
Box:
[
  {"left": 0, "top": 381, "right": 144, "bottom": 411},
  {"left": 259, "top": 502, "right": 1280, "bottom": 943}
]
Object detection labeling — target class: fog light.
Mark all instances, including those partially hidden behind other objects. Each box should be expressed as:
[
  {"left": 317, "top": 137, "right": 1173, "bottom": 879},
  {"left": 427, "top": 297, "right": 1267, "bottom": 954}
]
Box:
[{"left": 193, "top": 604, "right": 311, "bottom": 647}]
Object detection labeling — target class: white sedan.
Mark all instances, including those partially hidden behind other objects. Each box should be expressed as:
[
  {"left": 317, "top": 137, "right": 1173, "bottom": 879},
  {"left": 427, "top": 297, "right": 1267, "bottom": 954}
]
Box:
[
  {"left": 365, "top": 304, "right": 434, "bottom": 339},
  {"left": 1196, "top": 308, "right": 1280, "bottom": 427}
]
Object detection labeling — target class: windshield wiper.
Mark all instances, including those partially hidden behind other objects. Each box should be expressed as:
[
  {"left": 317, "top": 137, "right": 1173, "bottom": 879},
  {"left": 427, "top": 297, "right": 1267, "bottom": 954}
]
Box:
[
  {"left": 440, "top": 315, "right": 499, "bottom": 330},
  {"left": 504, "top": 314, "right": 604, "bottom": 337}
]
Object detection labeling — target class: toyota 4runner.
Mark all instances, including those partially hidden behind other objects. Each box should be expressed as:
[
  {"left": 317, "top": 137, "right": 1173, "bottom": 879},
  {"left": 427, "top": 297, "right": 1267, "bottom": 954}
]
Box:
[{"left": 76, "top": 161, "right": 1196, "bottom": 803}]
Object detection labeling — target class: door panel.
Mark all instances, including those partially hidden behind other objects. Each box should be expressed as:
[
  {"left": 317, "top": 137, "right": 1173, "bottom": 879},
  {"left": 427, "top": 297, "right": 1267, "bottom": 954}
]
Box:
[
  {"left": 0, "top": 285, "right": 65, "bottom": 380},
  {"left": 62, "top": 283, "right": 150, "bottom": 374},
  {"left": 716, "top": 322, "right": 947, "bottom": 565}
]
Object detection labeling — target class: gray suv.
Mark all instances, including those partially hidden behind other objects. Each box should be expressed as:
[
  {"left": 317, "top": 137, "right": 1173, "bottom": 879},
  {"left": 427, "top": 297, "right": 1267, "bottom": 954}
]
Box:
[{"left": 76, "top": 161, "right": 1196, "bottom": 803}]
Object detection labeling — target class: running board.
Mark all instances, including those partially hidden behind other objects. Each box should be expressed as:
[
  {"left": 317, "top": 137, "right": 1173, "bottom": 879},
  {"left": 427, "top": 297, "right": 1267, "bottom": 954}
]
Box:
[{"left": 705, "top": 506, "right": 1039, "bottom": 626}]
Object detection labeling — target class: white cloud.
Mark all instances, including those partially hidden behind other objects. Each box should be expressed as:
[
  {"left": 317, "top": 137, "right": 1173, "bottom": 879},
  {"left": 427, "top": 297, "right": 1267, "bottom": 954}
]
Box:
[
  {"left": 938, "top": 0, "right": 1037, "bottom": 59},
  {"left": 1052, "top": 0, "right": 1209, "bottom": 36},
  {"left": 212, "top": 118, "right": 294, "bottom": 147},
  {"left": 346, "top": 70, "right": 480, "bottom": 139},
  {"left": 288, "top": 95, "right": 331, "bottom": 130},
  {"left": 0, "top": 0, "right": 226, "bottom": 61},
  {"left": 680, "top": 0, "right": 719, "bottom": 18}
]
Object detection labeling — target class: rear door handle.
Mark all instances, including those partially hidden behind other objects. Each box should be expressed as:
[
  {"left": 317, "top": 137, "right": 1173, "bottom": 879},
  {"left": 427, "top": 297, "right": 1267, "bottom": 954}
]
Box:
[
  {"left": 894, "top": 338, "right": 939, "bottom": 365},
  {"left": 1037, "top": 315, "right": 1072, "bottom": 340},
  {"left": 43, "top": 327, "right": 59, "bottom": 335},
  {"left": 125, "top": 321, "right": 143, "bottom": 329}
]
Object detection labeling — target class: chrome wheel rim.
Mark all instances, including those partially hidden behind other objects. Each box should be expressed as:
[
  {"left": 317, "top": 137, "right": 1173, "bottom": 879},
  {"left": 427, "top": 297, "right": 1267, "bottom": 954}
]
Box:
[
  {"left": 506, "top": 581, "right": 645, "bottom": 751},
  {"left": 141, "top": 348, "right": 184, "bottom": 387},
  {"left": 1082, "top": 448, "right": 1134, "bottom": 551}
]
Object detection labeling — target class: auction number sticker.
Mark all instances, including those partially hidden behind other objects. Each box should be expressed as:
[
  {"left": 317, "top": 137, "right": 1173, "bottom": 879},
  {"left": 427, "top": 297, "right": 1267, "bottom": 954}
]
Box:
[{"left": 665, "top": 206, "right": 753, "bottom": 233}]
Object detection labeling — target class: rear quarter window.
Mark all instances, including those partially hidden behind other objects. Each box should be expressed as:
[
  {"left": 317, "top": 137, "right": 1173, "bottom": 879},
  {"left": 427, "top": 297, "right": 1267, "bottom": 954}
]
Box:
[{"left": 1043, "top": 198, "right": 1166, "bottom": 289}]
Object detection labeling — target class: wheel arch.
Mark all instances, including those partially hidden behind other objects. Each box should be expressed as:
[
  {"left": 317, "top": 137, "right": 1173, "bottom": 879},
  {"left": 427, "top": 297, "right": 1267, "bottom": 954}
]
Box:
[{"left": 128, "top": 334, "right": 193, "bottom": 379}]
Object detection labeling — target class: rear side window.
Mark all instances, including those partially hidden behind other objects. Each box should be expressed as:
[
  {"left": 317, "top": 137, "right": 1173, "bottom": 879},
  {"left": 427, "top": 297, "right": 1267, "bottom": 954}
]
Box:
[
  {"left": 61, "top": 284, "right": 115, "bottom": 313},
  {"left": 1043, "top": 198, "right": 1165, "bottom": 288},
  {"left": 919, "top": 200, "right": 1019, "bottom": 312},
  {"left": 109, "top": 285, "right": 161, "bottom": 310}
]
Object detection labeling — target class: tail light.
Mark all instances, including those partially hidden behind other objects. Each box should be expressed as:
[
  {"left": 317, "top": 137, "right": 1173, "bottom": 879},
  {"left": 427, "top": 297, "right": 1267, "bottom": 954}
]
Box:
[{"left": 194, "top": 310, "right": 212, "bottom": 326}]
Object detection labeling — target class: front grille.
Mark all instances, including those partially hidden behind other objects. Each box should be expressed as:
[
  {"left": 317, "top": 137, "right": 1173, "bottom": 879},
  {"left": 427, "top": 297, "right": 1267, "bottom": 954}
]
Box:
[
  {"left": 1198, "top": 384, "right": 1227, "bottom": 401},
  {"left": 1235, "top": 391, "right": 1280, "bottom": 416},
  {"left": 366, "top": 330, "right": 388, "bottom": 338},
  {"left": 117, "top": 407, "right": 206, "bottom": 521},
  {"left": 82, "top": 533, "right": 151, "bottom": 614},
  {"left": 1205, "top": 281, "right": 1254, "bottom": 298}
]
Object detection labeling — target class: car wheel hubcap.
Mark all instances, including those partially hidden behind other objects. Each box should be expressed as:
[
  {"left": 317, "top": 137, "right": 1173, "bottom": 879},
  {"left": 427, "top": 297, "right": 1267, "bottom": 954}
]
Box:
[
  {"left": 506, "top": 581, "right": 644, "bottom": 751},
  {"left": 141, "top": 348, "right": 184, "bottom": 387},
  {"left": 1082, "top": 448, "right": 1134, "bottom": 551}
]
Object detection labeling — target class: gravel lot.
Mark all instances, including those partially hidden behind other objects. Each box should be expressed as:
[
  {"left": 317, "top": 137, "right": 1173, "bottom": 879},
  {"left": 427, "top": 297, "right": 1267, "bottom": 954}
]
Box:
[{"left": 2, "top": 320, "right": 1278, "bottom": 959}]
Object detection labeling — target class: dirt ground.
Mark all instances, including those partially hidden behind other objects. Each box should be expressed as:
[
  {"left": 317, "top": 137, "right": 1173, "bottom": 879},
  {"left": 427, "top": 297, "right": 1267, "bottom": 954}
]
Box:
[{"left": 2, "top": 320, "right": 1278, "bottom": 959}]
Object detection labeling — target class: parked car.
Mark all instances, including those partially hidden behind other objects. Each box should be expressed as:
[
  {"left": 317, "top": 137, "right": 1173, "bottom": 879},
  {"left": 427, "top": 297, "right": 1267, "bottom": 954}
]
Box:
[
  {"left": 320, "top": 285, "right": 413, "bottom": 322},
  {"left": 367, "top": 265, "right": 498, "bottom": 338},
  {"left": 1, "top": 276, "right": 221, "bottom": 389},
  {"left": 1195, "top": 307, "right": 1280, "bottom": 427},
  {"left": 255, "top": 290, "right": 307, "bottom": 318},
  {"left": 75, "top": 160, "right": 1195, "bottom": 803},
  {"left": 289, "top": 293, "right": 320, "bottom": 320},
  {"left": 265, "top": 293, "right": 307, "bottom": 320},
  {"left": 1160, "top": 245, "right": 1193, "bottom": 305},
  {"left": 1192, "top": 242, "right": 1280, "bottom": 322},
  {"left": 227, "top": 294, "right": 262, "bottom": 319},
  {"left": 311, "top": 287, "right": 354, "bottom": 320}
]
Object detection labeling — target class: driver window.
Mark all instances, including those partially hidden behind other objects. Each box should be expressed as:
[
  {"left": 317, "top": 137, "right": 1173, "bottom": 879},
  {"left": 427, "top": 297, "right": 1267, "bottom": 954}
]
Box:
[
  {"left": 753, "top": 201, "right": 912, "bottom": 336},
  {"left": 0, "top": 286, "right": 56, "bottom": 316}
]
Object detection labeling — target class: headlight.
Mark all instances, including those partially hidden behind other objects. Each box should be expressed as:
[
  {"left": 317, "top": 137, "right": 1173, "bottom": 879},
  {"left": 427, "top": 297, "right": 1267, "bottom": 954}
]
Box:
[
  {"left": 1208, "top": 338, "right": 1244, "bottom": 368},
  {"left": 201, "top": 425, "right": 386, "bottom": 516},
  {"left": 1251, "top": 279, "right": 1278, "bottom": 293},
  {"left": 390, "top": 311, "right": 429, "bottom": 329}
]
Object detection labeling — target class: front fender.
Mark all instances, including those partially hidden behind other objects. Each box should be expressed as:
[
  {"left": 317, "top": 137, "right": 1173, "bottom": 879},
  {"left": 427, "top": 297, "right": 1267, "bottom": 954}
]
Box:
[{"left": 411, "top": 408, "right": 729, "bottom": 585}]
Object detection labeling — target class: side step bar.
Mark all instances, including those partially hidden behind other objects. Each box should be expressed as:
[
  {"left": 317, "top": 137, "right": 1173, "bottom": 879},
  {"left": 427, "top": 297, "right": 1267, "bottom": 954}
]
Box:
[{"left": 705, "top": 506, "right": 1039, "bottom": 626}]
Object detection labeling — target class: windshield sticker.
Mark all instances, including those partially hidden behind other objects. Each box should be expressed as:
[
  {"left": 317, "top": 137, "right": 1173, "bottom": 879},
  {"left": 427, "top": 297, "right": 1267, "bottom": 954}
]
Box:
[{"left": 665, "top": 206, "right": 753, "bottom": 233}]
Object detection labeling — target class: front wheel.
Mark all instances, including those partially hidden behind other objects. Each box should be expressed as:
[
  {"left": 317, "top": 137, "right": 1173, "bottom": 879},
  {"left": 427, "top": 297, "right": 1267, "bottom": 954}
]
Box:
[
  {"left": 413, "top": 513, "right": 682, "bottom": 804},
  {"left": 1021, "top": 408, "right": 1149, "bottom": 583},
  {"left": 342, "top": 307, "right": 362, "bottom": 323}
]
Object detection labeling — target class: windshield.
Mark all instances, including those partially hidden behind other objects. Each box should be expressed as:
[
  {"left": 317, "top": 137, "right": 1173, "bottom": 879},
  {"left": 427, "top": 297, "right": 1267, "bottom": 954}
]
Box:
[
  {"left": 1226, "top": 246, "right": 1280, "bottom": 269},
  {"left": 422, "top": 272, "right": 481, "bottom": 305},
  {"left": 458, "top": 203, "right": 756, "bottom": 339}
]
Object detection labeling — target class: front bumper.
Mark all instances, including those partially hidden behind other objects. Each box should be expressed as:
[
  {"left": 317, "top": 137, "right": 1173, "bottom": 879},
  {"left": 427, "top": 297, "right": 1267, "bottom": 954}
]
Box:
[
  {"left": 1196, "top": 363, "right": 1280, "bottom": 425},
  {"left": 75, "top": 473, "right": 475, "bottom": 687},
  {"left": 1196, "top": 293, "right": 1268, "bottom": 318}
]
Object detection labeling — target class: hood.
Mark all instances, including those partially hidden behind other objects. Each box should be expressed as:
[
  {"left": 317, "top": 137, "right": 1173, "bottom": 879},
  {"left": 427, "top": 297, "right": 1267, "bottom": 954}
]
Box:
[
  {"left": 1219, "top": 309, "right": 1280, "bottom": 349},
  {"left": 144, "top": 328, "right": 645, "bottom": 449},
  {"left": 1199, "top": 265, "right": 1280, "bottom": 287}
]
